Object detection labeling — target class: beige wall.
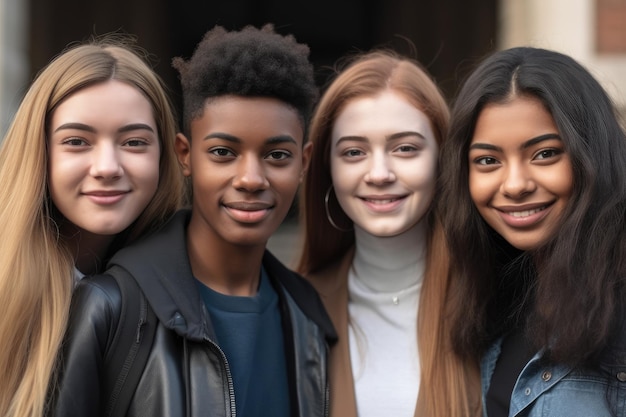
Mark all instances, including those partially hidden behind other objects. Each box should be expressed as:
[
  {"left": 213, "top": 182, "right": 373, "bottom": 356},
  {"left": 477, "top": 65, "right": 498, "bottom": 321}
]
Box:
[{"left": 499, "top": 0, "right": 626, "bottom": 116}]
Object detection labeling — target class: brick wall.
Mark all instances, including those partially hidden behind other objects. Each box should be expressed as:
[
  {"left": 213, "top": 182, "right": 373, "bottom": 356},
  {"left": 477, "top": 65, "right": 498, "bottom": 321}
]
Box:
[{"left": 596, "top": 0, "right": 626, "bottom": 53}]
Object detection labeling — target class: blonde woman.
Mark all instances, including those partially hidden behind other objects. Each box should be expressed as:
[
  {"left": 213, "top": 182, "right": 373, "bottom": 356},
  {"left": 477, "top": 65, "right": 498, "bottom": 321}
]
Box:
[{"left": 0, "top": 37, "right": 182, "bottom": 417}]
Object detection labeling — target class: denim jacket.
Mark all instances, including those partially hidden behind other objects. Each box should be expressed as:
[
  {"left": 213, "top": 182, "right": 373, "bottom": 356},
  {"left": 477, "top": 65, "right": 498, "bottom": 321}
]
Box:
[{"left": 481, "top": 338, "right": 626, "bottom": 417}]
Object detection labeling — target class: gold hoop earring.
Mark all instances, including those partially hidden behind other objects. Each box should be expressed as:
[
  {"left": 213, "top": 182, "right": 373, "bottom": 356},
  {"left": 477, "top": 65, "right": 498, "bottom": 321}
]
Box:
[{"left": 325, "top": 185, "right": 352, "bottom": 232}]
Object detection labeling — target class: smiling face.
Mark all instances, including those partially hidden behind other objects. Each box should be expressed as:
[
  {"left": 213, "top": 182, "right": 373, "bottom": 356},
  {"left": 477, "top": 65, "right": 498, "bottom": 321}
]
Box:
[
  {"left": 330, "top": 91, "right": 439, "bottom": 237},
  {"left": 176, "top": 95, "right": 308, "bottom": 249},
  {"left": 48, "top": 80, "right": 161, "bottom": 237},
  {"left": 468, "top": 96, "right": 574, "bottom": 251}
]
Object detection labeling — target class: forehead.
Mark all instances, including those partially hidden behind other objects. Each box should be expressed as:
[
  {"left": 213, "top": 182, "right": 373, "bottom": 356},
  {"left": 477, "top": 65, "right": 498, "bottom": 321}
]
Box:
[
  {"left": 331, "top": 91, "right": 435, "bottom": 142},
  {"left": 190, "top": 95, "right": 304, "bottom": 145},
  {"left": 50, "top": 80, "right": 156, "bottom": 129},
  {"left": 472, "top": 97, "right": 558, "bottom": 144}
]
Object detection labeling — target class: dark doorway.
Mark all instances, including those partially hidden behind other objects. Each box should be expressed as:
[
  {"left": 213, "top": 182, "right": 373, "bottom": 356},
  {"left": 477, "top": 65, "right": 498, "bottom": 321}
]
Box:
[{"left": 29, "top": 0, "right": 498, "bottom": 106}]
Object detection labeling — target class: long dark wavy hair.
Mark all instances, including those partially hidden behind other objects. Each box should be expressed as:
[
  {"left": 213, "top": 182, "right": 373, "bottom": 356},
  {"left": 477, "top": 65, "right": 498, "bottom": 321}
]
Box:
[{"left": 439, "top": 46, "right": 626, "bottom": 366}]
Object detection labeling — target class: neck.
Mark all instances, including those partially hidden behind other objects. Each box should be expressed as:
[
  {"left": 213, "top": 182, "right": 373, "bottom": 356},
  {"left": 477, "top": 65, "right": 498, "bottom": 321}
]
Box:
[
  {"left": 186, "top": 226, "right": 265, "bottom": 297},
  {"left": 61, "top": 223, "right": 114, "bottom": 275},
  {"left": 352, "top": 220, "right": 428, "bottom": 293}
]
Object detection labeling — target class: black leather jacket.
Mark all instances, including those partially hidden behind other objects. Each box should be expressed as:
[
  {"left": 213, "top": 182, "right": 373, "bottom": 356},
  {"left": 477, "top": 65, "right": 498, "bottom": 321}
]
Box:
[{"left": 50, "top": 210, "right": 337, "bottom": 417}]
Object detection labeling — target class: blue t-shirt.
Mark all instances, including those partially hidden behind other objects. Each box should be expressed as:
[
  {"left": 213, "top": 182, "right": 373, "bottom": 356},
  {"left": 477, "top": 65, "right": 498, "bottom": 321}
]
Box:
[{"left": 195, "top": 268, "right": 290, "bottom": 417}]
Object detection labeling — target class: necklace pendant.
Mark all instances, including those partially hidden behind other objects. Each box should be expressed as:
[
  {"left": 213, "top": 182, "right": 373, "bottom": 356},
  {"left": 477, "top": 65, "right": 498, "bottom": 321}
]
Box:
[{"left": 392, "top": 296, "right": 399, "bottom": 305}]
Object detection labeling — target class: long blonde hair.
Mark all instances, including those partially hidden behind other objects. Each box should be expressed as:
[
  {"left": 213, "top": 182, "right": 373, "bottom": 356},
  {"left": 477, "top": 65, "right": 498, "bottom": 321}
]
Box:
[
  {"left": 298, "top": 50, "right": 480, "bottom": 416},
  {"left": 0, "top": 37, "right": 182, "bottom": 417}
]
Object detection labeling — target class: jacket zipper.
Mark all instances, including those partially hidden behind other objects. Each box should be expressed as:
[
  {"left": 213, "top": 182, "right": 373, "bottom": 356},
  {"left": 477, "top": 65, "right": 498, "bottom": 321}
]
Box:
[
  {"left": 324, "top": 383, "right": 330, "bottom": 417},
  {"left": 204, "top": 336, "right": 237, "bottom": 417}
]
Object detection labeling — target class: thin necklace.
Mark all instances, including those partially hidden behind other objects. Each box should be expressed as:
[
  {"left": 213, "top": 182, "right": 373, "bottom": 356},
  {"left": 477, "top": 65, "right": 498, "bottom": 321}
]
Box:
[{"left": 392, "top": 287, "right": 412, "bottom": 305}]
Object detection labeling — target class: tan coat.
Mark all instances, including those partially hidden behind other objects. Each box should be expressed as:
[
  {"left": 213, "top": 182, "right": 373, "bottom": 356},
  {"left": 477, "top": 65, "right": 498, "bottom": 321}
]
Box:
[{"left": 306, "top": 248, "right": 419, "bottom": 417}]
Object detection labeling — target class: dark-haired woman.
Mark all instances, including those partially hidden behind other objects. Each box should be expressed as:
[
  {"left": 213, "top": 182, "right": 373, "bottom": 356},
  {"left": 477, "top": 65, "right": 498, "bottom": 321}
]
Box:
[{"left": 440, "top": 46, "right": 626, "bottom": 416}]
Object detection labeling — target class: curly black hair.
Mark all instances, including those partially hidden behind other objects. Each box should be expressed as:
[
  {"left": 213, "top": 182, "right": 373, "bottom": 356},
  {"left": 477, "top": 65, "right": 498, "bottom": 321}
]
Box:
[{"left": 173, "top": 24, "right": 318, "bottom": 137}]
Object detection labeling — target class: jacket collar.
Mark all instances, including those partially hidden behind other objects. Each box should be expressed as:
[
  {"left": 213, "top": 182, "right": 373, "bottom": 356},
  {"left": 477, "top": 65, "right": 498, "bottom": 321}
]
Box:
[
  {"left": 109, "top": 209, "right": 337, "bottom": 345},
  {"left": 108, "top": 209, "right": 209, "bottom": 341},
  {"left": 264, "top": 250, "right": 337, "bottom": 345}
]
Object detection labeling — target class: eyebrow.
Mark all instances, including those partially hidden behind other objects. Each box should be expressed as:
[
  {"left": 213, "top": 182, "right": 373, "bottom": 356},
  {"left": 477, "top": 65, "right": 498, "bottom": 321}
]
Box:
[
  {"left": 469, "top": 133, "right": 562, "bottom": 152},
  {"left": 53, "top": 122, "right": 155, "bottom": 134},
  {"left": 203, "top": 132, "right": 298, "bottom": 145},
  {"left": 335, "top": 130, "right": 426, "bottom": 147}
]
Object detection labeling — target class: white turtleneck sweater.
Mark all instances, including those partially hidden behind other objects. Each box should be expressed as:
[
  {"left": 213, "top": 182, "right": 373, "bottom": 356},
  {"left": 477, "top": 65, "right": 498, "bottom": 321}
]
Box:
[{"left": 348, "top": 220, "right": 426, "bottom": 417}]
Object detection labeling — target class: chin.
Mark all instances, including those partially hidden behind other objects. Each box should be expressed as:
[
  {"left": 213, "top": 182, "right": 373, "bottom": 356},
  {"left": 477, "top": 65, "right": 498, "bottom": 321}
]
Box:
[
  {"left": 225, "top": 233, "right": 271, "bottom": 248},
  {"left": 506, "top": 237, "right": 545, "bottom": 252},
  {"left": 362, "top": 227, "right": 404, "bottom": 238}
]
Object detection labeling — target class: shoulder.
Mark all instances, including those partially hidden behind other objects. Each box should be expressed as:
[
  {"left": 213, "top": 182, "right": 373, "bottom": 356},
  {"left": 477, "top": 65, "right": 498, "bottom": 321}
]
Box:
[
  {"left": 59, "top": 275, "right": 124, "bottom": 386},
  {"left": 263, "top": 250, "right": 319, "bottom": 302},
  {"left": 263, "top": 250, "right": 338, "bottom": 343},
  {"left": 73, "top": 274, "right": 122, "bottom": 313},
  {"left": 602, "top": 309, "right": 626, "bottom": 366},
  {"left": 52, "top": 275, "right": 124, "bottom": 416},
  {"left": 70, "top": 274, "right": 123, "bottom": 339}
]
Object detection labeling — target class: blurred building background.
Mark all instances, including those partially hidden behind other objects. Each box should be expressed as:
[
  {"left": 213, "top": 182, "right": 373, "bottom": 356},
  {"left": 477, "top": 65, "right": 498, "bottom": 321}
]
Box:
[{"left": 1, "top": 0, "right": 624, "bottom": 265}]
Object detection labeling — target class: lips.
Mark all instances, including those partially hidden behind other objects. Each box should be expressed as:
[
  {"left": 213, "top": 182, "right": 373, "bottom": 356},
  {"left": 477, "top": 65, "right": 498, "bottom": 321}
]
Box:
[
  {"left": 507, "top": 206, "right": 546, "bottom": 218},
  {"left": 223, "top": 201, "right": 274, "bottom": 223},
  {"left": 83, "top": 190, "right": 128, "bottom": 196},
  {"left": 362, "top": 197, "right": 403, "bottom": 205},
  {"left": 82, "top": 190, "right": 129, "bottom": 205},
  {"left": 224, "top": 201, "right": 273, "bottom": 210},
  {"left": 359, "top": 194, "right": 407, "bottom": 212},
  {"left": 496, "top": 203, "right": 552, "bottom": 227}
]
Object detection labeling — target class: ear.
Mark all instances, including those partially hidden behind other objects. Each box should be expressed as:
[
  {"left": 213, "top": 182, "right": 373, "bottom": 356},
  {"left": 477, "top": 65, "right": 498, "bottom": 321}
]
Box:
[
  {"left": 300, "top": 142, "right": 313, "bottom": 183},
  {"left": 175, "top": 133, "right": 192, "bottom": 177}
]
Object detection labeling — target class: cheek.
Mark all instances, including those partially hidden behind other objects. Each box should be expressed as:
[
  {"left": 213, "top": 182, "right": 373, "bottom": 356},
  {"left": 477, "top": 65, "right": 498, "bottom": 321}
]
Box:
[
  {"left": 402, "top": 157, "right": 438, "bottom": 191},
  {"left": 330, "top": 160, "right": 357, "bottom": 202},
  {"left": 329, "top": 154, "right": 344, "bottom": 185},
  {"left": 47, "top": 174, "right": 64, "bottom": 209},
  {"left": 329, "top": 153, "right": 341, "bottom": 182},
  {"left": 134, "top": 153, "right": 161, "bottom": 187},
  {"left": 550, "top": 171, "right": 574, "bottom": 226},
  {"left": 47, "top": 153, "right": 81, "bottom": 193},
  {"left": 555, "top": 163, "right": 574, "bottom": 199},
  {"left": 269, "top": 167, "right": 302, "bottom": 196},
  {"left": 146, "top": 167, "right": 160, "bottom": 195},
  {"left": 468, "top": 171, "right": 487, "bottom": 207}
]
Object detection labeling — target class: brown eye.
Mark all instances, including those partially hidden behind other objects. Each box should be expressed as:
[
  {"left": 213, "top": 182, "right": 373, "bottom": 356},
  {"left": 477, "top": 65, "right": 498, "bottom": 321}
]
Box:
[
  {"left": 534, "top": 149, "right": 561, "bottom": 160},
  {"left": 210, "top": 148, "right": 234, "bottom": 157},
  {"left": 124, "top": 139, "right": 148, "bottom": 147},
  {"left": 476, "top": 156, "right": 498, "bottom": 165},
  {"left": 344, "top": 149, "right": 364, "bottom": 157},
  {"left": 267, "top": 150, "right": 291, "bottom": 160},
  {"left": 63, "top": 138, "right": 88, "bottom": 146}
]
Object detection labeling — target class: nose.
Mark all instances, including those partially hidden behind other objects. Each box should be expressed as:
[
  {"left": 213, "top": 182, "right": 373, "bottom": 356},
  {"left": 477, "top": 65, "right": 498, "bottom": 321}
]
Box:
[
  {"left": 232, "top": 155, "right": 270, "bottom": 191},
  {"left": 364, "top": 151, "right": 396, "bottom": 185},
  {"left": 501, "top": 163, "right": 535, "bottom": 198},
  {"left": 89, "top": 143, "right": 123, "bottom": 179}
]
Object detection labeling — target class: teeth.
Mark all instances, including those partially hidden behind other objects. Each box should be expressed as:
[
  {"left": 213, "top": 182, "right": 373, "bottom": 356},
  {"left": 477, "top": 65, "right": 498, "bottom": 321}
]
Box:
[
  {"left": 509, "top": 206, "right": 545, "bottom": 217},
  {"left": 365, "top": 198, "right": 397, "bottom": 204}
]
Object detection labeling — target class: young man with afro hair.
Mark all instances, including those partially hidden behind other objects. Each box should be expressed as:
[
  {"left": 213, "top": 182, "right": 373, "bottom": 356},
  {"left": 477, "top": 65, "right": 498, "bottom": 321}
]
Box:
[{"left": 51, "top": 24, "right": 336, "bottom": 417}]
